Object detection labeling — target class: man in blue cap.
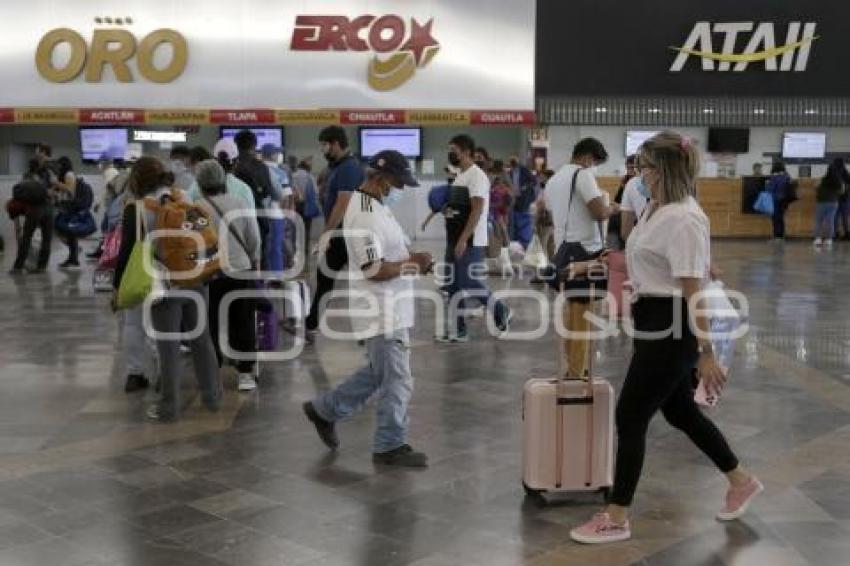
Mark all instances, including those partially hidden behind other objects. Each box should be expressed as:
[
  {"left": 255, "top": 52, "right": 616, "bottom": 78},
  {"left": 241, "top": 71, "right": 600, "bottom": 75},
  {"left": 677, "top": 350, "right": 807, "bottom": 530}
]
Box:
[{"left": 303, "top": 150, "right": 433, "bottom": 467}]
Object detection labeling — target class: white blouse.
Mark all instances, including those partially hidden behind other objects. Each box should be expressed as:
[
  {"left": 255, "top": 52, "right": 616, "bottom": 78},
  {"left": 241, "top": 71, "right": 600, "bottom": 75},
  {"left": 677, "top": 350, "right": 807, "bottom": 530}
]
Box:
[{"left": 625, "top": 196, "right": 710, "bottom": 297}]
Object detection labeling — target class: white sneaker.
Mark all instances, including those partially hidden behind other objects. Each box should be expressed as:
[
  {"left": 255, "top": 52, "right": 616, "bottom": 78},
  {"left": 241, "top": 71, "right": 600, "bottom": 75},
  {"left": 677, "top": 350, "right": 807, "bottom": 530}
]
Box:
[
  {"left": 237, "top": 373, "right": 257, "bottom": 392},
  {"left": 813, "top": 238, "right": 823, "bottom": 247}
]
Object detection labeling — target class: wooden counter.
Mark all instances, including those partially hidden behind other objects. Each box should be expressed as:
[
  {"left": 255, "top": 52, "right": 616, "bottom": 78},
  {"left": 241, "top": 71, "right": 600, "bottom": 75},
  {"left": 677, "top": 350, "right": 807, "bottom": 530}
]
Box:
[{"left": 597, "top": 176, "right": 817, "bottom": 238}]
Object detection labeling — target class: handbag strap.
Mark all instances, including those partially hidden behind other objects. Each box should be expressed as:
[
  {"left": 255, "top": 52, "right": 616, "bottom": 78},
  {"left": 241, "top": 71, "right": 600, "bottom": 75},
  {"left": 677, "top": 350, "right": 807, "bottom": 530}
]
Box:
[
  {"left": 203, "top": 195, "right": 256, "bottom": 270},
  {"left": 564, "top": 168, "right": 606, "bottom": 246}
]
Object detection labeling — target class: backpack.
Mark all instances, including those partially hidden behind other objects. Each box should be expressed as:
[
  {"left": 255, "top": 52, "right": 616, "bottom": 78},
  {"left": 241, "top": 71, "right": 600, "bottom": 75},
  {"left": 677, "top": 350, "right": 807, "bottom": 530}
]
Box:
[
  {"left": 234, "top": 157, "right": 272, "bottom": 208},
  {"left": 69, "top": 177, "right": 95, "bottom": 212},
  {"left": 13, "top": 180, "right": 49, "bottom": 206},
  {"left": 143, "top": 191, "right": 221, "bottom": 287},
  {"left": 784, "top": 179, "right": 800, "bottom": 204}
]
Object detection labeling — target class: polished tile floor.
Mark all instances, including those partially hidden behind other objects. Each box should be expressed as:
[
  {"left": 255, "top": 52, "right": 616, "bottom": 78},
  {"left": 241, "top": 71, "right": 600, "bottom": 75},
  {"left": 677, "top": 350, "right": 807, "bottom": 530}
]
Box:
[{"left": 0, "top": 239, "right": 849, "bottom": 566}]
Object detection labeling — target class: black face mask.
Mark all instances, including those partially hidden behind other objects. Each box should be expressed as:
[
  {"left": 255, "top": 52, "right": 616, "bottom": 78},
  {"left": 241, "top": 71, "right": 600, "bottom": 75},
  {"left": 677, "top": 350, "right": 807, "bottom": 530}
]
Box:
[
  {"left": 323, "top": 151, "right": 335, "bottom": 163},
  {"left": 474, "top": 160, "right": 486, "bottom": 169},
  {"left": 448, "top": 152, "right": 461, "bottom": 167}
]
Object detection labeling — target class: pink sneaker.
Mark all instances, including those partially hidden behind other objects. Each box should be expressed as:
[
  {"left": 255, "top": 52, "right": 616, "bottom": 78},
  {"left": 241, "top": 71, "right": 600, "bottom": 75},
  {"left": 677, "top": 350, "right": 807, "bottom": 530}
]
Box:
[
  {"left": 717, "top": 476, "right": 764, "bottom": 521},
  {"left": 570, "top": 512, "right": 631, "bottom": 544}
]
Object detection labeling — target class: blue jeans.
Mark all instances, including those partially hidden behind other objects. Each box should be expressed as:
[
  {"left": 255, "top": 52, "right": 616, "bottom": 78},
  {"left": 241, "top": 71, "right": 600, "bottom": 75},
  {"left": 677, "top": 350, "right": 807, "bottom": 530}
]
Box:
[
  {"left": 815, "top": 202, "right": 838, "bottom": 239},
  {"left": 444, "top": 245, "right": 507, "bottom": 335},
  {"left": 313, "top": 329, "right": 413, "bottom": 453}
]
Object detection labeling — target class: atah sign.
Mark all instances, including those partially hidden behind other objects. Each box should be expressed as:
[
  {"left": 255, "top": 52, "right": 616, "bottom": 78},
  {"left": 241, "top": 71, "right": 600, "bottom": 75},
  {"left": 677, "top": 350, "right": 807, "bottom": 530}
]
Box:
[
  {"left": 669, "top": 22, "right": 817, "bottom": 72},
  {"left": 537, "top": 1, "right": 847, "bottom": 97},
  {"left": 0, "top": 0, "right": 533, "bottom": 110}
]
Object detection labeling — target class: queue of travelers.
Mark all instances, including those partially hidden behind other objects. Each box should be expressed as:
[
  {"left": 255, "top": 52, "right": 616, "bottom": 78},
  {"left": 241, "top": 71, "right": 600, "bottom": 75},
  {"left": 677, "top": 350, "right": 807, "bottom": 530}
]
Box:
[{"left": 2, "top": 130, "right": 770, "bottom": 545}]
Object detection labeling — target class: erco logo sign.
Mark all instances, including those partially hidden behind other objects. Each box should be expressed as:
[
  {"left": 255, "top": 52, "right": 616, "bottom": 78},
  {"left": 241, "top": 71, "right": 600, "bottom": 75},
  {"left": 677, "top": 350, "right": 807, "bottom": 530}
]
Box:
[
  {"left": 36, "top": 23, "right": 188, "bottom": 83},
  {"left": 670, "top": 22, "right": 818, "bottom": 72},
  {"left": 290, "top": 15, "right": 440, "bottom": 91}
]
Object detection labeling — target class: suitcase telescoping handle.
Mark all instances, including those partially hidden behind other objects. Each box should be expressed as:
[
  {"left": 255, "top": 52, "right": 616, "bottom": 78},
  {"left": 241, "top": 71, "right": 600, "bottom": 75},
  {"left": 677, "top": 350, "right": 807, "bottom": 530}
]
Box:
[{"left": 555, "top": 283, "right": 597, "bottom": 489}]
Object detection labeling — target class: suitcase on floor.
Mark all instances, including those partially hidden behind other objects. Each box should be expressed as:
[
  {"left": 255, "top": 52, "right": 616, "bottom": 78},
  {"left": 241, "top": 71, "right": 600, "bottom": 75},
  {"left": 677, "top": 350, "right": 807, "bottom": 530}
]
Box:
[{"left": 522, "top": 293, "right": 614, "bottom": 498}]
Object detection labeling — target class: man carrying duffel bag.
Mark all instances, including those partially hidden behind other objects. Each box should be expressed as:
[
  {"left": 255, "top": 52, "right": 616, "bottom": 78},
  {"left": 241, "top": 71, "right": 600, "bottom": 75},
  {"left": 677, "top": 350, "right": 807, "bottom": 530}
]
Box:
[{"left": 53, "top": 157, "right": 96, "bottom": 270}]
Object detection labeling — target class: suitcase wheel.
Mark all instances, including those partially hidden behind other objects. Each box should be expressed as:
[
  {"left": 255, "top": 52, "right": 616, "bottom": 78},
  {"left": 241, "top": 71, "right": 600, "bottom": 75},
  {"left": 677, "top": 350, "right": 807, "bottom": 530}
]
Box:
[{"left": 522, "top": 481, "right": 545, "bottom": 498}]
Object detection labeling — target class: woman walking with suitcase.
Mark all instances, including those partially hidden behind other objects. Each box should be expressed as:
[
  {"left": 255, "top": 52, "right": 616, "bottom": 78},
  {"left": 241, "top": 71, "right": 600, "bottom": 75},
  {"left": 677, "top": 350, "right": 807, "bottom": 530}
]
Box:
[{"left": 571, "top": 131, "right": 762, "bottom": 545}]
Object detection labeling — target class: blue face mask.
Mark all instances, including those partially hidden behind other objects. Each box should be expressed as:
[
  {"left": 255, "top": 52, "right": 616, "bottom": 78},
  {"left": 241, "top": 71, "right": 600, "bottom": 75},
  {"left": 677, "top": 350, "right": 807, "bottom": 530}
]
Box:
[
  {"left": 636, "top": 176, "right": 651, "bottom": 199},
  {"left": 384, "top": 187, "right": 404, "bottom": 206}
]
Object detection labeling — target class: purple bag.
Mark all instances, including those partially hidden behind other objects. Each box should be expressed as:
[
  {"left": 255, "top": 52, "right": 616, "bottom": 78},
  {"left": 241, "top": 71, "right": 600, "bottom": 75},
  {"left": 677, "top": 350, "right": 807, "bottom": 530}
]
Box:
[{"left": 256, "top": 309, "right": 279, "bottom": 352}]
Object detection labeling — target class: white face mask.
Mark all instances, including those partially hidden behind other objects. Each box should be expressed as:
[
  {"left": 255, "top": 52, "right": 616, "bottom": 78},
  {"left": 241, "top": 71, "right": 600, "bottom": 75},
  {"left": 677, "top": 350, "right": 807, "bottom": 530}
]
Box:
[{"left": 384, "top": 187, "right": 404, "bottom": 206}]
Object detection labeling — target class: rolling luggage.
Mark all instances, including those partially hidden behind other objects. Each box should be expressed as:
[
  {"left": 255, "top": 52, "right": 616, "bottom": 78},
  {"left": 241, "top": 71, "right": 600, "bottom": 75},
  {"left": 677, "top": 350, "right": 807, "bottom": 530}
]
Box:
[{"left": 522, "top": 295, "right": 614, "bottom": 498}]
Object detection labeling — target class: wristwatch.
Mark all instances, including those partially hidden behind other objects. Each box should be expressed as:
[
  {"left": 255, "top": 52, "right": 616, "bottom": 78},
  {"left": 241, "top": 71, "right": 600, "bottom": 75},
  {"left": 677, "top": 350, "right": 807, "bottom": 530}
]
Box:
[{"left": 698, "top": 342, "right": 714, "bottom": 356}]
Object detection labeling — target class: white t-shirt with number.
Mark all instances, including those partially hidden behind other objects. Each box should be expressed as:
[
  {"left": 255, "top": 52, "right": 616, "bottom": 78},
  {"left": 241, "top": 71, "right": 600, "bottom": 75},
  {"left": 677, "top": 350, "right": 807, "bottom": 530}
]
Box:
[
  {"left": 452, "top": 164, "right": 490, "bottom": 247},
  {"left": 343, "top": 191, "right": 415, "bottom": 338},
  {"left": 626, "top": 196, "right": 710, "bottom": 297},
  {"left": 544, "top": 164, "right": 605, "bottom": 252}
]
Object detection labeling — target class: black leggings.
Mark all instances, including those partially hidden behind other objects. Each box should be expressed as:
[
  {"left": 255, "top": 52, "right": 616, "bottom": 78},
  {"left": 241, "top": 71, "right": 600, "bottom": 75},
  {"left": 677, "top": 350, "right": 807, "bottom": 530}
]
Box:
[
  {"left": 611, "top": 297, "right": 739, "bottom": 506},
  {"left": 208, "top": 276, "right": 256, "bottom": 374}
]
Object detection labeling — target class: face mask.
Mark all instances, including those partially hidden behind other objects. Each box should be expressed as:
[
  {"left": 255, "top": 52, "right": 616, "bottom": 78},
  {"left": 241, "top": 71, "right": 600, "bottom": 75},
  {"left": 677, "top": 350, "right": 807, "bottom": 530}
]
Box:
[
  {"left": 474, "top": 160, "right": 486, "bottom": 169},
  {"left": 587, "top": 165, "right": 598, "bottom": 176},
  {"left": 323, "top": 150, "right": 334, "bottom": 163},
  {"left": 448, "top": 152, "right": 461, "bottom": 167},
  {"left": 275, "top": 154, "right": 284, "bottom": 165},
  {"left": 636, "top": 176, "right": 651, "bottom": 199},
  {"left": 384, "top": 187, "right": 404, "bottom": 206},
  {"left": 170, "top": 160, "right": 186, "bottom": 174}
]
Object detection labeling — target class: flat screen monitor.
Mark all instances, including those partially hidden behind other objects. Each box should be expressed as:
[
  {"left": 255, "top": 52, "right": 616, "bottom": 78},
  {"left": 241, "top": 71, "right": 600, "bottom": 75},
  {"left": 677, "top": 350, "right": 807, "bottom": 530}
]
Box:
[
  {"left": 782, "top": 132, "right": 826, "bottom": 159},
  {"left": 219, "top": 127, "right": 284, "bottom": 151},
  {"left": 359, "top": 127, "right": 422, "bottom": 158},
  {"left": 79, "top": 128, "right": 128, "bottom": 162},
  {"left": 625, "top": 130, "right": 659, "bottom": 156},
  {"left": 708, "top": 128, "right": 750, "bottom": 153}
]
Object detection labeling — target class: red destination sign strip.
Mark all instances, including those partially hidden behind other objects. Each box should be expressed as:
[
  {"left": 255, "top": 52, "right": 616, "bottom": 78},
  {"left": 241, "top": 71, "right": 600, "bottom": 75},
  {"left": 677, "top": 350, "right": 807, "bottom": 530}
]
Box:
[
  {"left": 79, "top": 108, "right": 145, "bottom": 124},
  {"left": 340, "top": 109, "right": 406, "bottom": 125},
  {"left": 470, "top": 110, "right": 536, "bottom": 125},
  {"left": 210, "top": 109, "right": 276, "bottom": 124}
]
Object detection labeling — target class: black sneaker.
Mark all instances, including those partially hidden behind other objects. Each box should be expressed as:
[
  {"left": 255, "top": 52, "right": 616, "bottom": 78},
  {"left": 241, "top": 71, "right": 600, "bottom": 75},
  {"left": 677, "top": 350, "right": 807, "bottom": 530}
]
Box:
[
  {"left": 494, "top": 305, "right": 513, "bottom": 336},
  {"left": 372, "top": 444, "right": 428, "bottom": 468},
  {"left": 125, "top": 374, "right": 149, "bottom": 393},
  {"left": 8, "top": 267, "right": 25, "bottom": 275},
  {"left": 303, "top": 401, "right": 338, "bottom": 449}
]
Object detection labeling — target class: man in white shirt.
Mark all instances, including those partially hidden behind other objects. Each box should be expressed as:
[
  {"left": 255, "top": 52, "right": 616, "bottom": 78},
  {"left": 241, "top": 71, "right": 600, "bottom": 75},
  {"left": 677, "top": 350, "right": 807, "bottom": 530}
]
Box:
[
  {"left": 543, "top": 138, "right": 620, "bottom": 254},
  {"left": 620, "top": 175, "right": 651, "bottom": 242},
  {"left": 303, "top": 150, "right": 433, "bottom": 468},
  {"left": 437, "top": 134, "right": 512, "bottom": 343}
]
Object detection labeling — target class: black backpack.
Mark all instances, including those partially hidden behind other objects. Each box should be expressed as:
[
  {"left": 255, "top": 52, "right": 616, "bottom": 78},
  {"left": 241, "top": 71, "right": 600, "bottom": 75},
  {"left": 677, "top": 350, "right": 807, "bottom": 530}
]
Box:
[
  {"left": 234, "top": 157, "right": 272, "bottom": 209},
  {"left": 444, "top": 185, "right": 472, "bottom": 244},
  {"left": 13, "top": 179, "right": 48, "bottom": 206},
  {"left": 68, "top": 177, "right": 94, "bottom": 212}
]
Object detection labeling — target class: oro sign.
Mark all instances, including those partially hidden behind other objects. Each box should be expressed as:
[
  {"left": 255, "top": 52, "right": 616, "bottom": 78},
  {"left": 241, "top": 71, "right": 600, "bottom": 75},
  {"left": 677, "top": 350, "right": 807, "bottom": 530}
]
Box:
[{"left": 36, "top": 25, "right": 188, "bottom": 83}]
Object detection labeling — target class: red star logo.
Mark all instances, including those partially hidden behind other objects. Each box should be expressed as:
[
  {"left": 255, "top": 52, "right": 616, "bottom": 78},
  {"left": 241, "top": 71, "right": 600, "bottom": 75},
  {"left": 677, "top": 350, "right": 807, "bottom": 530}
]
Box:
[{"left": 401, "top": 18, "right": 439, "bottom": 67}]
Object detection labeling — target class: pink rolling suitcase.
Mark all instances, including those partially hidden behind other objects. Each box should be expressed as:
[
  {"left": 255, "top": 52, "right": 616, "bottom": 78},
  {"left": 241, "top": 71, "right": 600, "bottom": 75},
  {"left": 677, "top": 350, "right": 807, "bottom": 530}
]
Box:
[{"left": 522, "top": 297, "right": 615, "bottom": 499}]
